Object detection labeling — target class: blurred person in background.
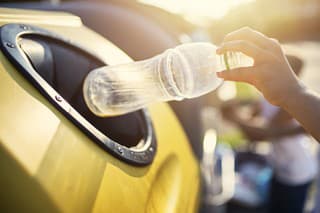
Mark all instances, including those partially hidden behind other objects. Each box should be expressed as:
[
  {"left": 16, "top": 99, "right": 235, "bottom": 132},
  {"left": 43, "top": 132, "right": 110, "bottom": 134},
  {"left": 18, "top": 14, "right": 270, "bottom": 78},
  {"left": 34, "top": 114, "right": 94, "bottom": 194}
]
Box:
[{"left": 221, "top": 55, "right": 317, "bottom": 213}]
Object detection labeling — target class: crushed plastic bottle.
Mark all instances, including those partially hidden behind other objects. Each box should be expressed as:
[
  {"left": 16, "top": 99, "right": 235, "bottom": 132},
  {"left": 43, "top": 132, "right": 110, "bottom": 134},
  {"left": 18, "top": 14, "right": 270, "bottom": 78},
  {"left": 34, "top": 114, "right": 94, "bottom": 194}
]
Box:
[{"left": 83, "top": 42, "right": 253, "bottom": 116}]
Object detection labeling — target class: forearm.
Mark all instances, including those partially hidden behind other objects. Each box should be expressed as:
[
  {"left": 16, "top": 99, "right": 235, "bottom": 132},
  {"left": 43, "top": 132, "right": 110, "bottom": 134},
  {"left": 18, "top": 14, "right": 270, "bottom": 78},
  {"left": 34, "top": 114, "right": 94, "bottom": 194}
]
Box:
[{"left": 281, "top": 84, "right": 320, "bottom": 142}]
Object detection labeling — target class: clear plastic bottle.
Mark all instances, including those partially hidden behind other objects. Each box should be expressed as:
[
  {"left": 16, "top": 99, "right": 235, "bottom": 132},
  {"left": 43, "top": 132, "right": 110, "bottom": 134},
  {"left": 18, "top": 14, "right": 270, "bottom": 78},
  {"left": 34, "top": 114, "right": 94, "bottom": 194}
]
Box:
[{"left": 83, "top": 42, "right": 253, "bottom": 116}]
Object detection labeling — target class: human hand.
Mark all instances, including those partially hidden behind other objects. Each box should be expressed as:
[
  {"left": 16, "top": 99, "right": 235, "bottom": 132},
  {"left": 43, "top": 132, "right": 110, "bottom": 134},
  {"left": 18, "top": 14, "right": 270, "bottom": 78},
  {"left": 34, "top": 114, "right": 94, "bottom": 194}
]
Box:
[{"left": 216, "top": 27, "right": 305, "bottom": 107}]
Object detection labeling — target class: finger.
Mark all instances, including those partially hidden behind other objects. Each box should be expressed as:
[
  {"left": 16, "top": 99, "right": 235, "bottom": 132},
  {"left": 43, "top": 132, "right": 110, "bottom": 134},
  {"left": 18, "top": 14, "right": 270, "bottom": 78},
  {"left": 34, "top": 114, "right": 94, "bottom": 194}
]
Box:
[
  {"left": 223, "top": 27, "right": 271, "bottom": 49},
  {"left": 216, "top": 40, "right": 266, "bottom": 60},
  {"left": 217, "top": 67, "right": 256, "bottom": 84}
]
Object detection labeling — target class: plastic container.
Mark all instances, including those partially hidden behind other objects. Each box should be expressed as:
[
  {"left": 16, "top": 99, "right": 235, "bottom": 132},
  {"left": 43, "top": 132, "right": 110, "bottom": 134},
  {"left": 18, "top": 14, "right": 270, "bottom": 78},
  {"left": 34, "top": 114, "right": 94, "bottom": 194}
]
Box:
[{"left": 83, "top": 42, "right": 253, "bottom": 116}]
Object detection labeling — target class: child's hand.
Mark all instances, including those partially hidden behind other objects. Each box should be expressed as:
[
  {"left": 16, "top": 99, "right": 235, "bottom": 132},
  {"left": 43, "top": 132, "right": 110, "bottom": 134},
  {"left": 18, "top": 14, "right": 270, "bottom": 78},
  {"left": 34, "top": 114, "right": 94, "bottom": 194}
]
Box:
[{"left": 217, "top": 27, "right": 304, "bottom": 107}]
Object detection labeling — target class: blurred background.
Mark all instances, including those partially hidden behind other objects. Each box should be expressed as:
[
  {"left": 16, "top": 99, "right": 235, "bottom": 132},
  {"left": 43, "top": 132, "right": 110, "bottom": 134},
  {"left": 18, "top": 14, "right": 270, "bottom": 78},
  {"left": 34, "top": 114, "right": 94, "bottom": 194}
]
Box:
[{"left": 140, "top": 0, "right": 320, "bottom": 42}]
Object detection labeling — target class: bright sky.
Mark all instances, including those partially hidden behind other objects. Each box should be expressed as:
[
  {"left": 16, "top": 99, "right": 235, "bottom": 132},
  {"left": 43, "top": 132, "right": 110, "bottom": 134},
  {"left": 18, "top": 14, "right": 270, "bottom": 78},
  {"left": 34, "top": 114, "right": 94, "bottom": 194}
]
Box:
[{"left": 139, "top": 0, "right": 255, "bottom": 25}]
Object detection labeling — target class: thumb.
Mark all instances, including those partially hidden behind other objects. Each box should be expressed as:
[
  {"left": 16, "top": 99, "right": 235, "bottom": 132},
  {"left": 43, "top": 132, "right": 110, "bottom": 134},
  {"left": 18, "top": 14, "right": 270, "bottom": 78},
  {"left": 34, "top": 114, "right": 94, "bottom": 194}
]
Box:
[{"left": 217, "top": 67, "right": 256, "bottom": 84}]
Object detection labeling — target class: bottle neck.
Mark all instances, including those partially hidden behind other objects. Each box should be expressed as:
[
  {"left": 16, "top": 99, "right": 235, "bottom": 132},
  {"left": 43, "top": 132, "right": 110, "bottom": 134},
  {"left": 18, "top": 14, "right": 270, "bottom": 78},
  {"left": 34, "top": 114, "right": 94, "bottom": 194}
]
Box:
[{"left": 218, "top": 52, "right": 254, "bottom": 71}]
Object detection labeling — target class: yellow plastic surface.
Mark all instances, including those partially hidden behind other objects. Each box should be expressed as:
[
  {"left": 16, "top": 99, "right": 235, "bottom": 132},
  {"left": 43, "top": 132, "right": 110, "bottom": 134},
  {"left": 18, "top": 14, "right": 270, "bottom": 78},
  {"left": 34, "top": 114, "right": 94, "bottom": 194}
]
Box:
[{"left": 0, "top": 8, "right": 200, "bottom": 213}]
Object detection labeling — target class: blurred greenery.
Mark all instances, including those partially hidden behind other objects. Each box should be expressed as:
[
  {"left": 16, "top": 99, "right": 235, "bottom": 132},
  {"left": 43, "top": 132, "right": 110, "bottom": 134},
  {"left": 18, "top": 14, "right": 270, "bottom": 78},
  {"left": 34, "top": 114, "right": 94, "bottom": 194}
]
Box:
[
  {"left": 236, "top": 82, "right": 259, "bottom": 100},
  {"left": 218, "top": 130, "right": 247, "bottom": 148}
]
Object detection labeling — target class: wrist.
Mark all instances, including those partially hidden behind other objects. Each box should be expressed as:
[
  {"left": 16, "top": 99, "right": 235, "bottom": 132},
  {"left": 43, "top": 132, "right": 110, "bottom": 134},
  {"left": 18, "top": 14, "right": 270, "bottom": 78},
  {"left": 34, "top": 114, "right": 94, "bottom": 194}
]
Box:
[{"left": 279, "top": 79, "right": 306, "bottom": 110}]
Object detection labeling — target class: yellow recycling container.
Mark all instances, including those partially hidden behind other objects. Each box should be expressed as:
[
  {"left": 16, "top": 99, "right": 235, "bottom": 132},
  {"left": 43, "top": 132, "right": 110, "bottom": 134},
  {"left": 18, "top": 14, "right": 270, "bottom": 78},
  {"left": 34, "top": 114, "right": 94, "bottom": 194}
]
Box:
[{"left": 0, "top": 7, "right": 200, "bottom": 213}]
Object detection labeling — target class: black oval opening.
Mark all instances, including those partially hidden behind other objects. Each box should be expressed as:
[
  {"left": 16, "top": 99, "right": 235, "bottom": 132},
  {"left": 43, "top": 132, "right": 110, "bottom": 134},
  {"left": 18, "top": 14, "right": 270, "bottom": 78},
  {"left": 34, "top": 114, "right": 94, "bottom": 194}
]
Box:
[{"left": 19, "top": 34, "right": 144, "bottom": 148}]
